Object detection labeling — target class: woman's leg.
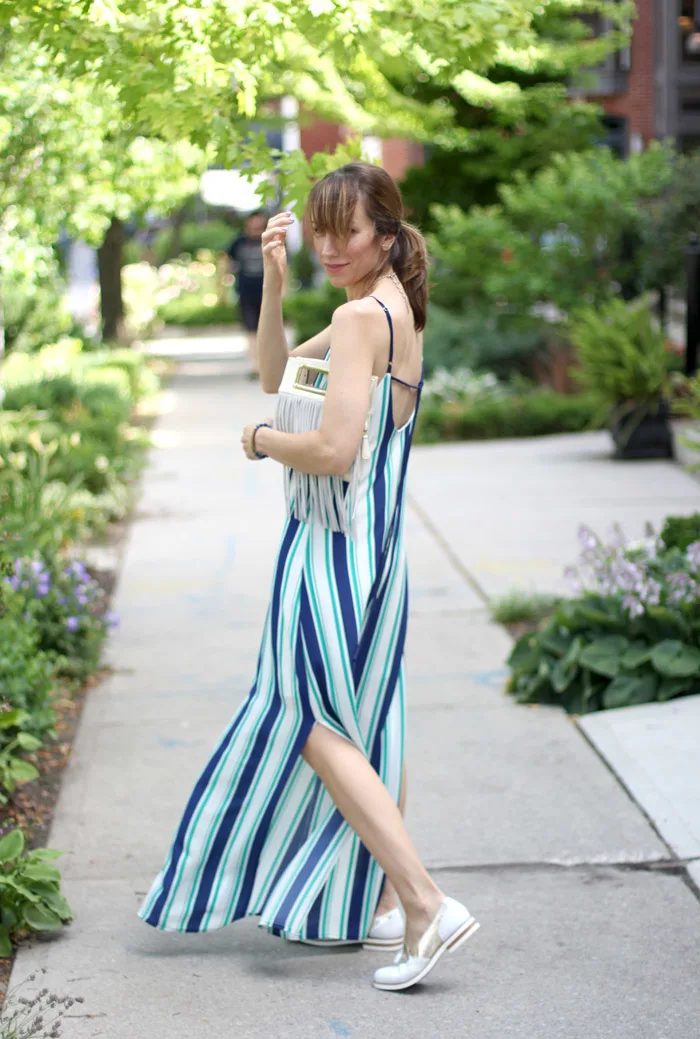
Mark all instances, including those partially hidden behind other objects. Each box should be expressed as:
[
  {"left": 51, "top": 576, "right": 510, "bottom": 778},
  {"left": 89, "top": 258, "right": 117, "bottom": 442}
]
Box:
[
  {"left": 374, "top": 761, "right": 406, "bottom": 917},
  {"left": 301, "top": 724, "right": 443, "bottom": 949}
]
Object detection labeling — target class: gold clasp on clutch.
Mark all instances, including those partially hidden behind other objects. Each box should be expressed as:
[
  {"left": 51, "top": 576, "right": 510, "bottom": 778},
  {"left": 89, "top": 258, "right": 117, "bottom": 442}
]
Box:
[{"left": 293, "top": 364, "right": 327, "bottom": 397}]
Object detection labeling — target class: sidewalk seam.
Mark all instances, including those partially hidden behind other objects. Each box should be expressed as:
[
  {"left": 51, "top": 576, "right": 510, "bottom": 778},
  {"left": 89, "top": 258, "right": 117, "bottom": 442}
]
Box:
[{"left": 407, "top": 493, "right": 490, "bottom": 606}]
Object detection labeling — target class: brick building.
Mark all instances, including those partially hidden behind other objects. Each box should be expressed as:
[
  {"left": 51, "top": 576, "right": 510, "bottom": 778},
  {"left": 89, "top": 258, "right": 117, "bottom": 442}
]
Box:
[{"left": 575, "top": 0, "right": 700, "bottom": 155}]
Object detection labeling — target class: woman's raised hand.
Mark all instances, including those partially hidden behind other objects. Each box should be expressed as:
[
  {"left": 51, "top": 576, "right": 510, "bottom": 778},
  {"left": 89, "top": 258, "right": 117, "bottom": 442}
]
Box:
[{"left": 261, "top": 211, "right": 294, "bottom": 294}]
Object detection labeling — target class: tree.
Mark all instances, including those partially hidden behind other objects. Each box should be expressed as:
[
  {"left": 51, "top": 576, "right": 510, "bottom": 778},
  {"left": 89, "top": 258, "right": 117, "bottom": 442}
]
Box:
[
  {"left": 428, "top": 144, "right": 674, "bottom": 320},
  {"left": 0, "top": 33, "right": 206, "bottom": 342},
  {"left": 5, "top": 1, "right": 632, "bottom": 166},
  {"left": 399, "top": 1, "right": 632, "bottom": 227},
  {"left": 2, "top": 1, "right": 633, "bottom": 342}
]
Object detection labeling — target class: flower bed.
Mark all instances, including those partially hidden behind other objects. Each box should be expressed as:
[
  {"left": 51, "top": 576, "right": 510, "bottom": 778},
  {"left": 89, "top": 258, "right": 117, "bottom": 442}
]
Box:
[
  {"left": 506, "top": 518, "right": 700, "bottom": 714},
  {"left": 0, "top": 337, "right": 161, "bottom": 961}
]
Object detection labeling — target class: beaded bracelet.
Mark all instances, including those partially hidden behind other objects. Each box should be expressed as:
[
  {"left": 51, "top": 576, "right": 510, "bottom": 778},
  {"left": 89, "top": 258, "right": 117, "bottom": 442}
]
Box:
[{"left": 252, "top": 422, "right": 272, "bottom": 460}]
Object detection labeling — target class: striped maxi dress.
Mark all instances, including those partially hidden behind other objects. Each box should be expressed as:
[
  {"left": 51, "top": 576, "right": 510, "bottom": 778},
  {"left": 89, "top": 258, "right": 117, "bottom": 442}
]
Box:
[{"left": 138, "top": 298, "right": 423, "bottom": 941}]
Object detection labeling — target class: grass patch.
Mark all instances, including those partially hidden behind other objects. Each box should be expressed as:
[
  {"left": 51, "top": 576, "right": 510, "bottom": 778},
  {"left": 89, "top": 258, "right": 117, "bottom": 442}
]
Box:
[{"left": 490, "top": 589, "right": 562, "bottom": 626}]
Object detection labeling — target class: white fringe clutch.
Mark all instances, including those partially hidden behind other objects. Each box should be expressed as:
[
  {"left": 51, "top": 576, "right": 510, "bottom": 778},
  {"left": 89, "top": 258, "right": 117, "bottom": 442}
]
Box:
[{"left": 274, "top": 356, "right": 378, "bottom": 535}]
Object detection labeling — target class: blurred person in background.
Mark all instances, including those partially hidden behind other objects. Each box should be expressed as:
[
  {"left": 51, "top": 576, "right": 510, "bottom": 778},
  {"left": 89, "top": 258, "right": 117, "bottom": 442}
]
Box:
[{"left": 227, "top": 210, "right": 266, "bottom": 377}]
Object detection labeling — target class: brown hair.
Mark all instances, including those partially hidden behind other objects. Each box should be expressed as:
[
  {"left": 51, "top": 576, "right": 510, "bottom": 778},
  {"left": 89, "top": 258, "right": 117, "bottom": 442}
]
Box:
[{"left": 304, "top": 162, "right": 429, "bottom": 331}]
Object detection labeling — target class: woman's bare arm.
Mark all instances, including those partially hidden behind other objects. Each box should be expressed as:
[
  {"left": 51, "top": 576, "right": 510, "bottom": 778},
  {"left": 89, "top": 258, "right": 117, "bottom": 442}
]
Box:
[{"left": 252, "top": 301, "right": 380, "bottom": 474}]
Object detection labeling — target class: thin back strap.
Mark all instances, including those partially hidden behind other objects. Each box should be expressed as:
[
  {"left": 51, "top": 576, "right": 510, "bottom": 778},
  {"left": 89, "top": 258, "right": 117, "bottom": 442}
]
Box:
[{"left": 369, "top": 295, "right": 394, "bottom": 372}]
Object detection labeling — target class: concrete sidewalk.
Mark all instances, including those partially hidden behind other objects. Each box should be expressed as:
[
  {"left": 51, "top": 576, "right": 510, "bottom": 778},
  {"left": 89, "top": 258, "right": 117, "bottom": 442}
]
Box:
[{"left": 9, "top": 351, "right": 700, "bottom": 1038}]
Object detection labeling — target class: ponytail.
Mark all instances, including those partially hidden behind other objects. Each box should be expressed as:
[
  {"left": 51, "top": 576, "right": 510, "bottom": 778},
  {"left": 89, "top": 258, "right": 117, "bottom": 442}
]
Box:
[{"left": 390, "top": 221, "right": 429, "bottom": 332}]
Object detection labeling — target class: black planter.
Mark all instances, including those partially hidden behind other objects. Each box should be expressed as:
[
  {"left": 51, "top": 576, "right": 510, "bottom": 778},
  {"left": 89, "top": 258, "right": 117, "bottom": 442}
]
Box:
[{"left": 610, "top": 398, "right": 674, "bottom": 460}]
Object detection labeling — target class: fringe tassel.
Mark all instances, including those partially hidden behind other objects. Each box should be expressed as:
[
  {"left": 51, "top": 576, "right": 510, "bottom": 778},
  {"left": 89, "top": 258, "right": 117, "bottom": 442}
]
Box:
[{"left": 275, "top": 388, "right": 370, "bottom": 535}]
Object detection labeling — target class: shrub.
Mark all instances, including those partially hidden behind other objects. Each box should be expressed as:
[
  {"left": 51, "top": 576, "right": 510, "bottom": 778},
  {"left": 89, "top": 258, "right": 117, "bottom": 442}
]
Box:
[
  {"left": 423, "top": 305, "right": 544, "bottom": 379},
  {"left": 6, "top": 557, "right": 118, "bottom": 682},
  {"left": 660, "top": 513, "right": 700, "bottom": 553},
  {"left": 673, "top": 371, "right": 700, "bottom": 466},
  {"left": 416, "top": 381, "right": 601, "bottom": 444},
  {"left": 0, "top": 829, "right": 72, "bottom": 955},
  {"left": 0, "top": 606, "right": 55, "bottom": 737},
  {"left": 289, "top": 242, "right": 317, "bottom": 290},
  {"left": 0, "top": 709, "right": 43, "bottom": 804},
  {"left": 507, "top": 524, "right": 700, "bottom": 713},
  {"left": 157, "top": 296, "right": 239, "bottom": 327},
  {"left": 428, "top": 145, "right": 673, "bottom": 321},
  {"left": 283, "top": 283, "right": 345, "bottom": 345},
  {"left": 568, "top": 297, "right": 671, "bottom": 408},
  {"left": 491, "top": 590, "right": 562, "bottom": 626}
]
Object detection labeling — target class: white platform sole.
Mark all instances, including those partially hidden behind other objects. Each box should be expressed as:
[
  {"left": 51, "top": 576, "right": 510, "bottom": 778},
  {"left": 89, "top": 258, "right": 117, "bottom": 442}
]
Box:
[{"left": 373, "top": 917, "right": 480, "bottom": 992}]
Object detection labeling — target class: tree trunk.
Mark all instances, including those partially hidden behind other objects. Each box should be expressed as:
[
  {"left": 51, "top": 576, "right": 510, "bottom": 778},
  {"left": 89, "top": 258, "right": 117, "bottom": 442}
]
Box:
[{"left": 97, "top": 216, "right": 125, "bottom": 341}]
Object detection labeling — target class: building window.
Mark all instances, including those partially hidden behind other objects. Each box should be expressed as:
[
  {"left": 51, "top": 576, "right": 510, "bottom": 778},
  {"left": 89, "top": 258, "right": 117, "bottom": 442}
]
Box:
[
  {"left": 597, "top": 115, "right": 628, "bottom": 158},
  {"left": 680, "top": 1, "right": 700, "bottom": 62}
]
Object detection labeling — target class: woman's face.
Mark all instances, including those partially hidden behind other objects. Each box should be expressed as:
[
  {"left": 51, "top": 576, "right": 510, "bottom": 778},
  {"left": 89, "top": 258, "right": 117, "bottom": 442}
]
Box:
[{"left": 313, "top": 198, "right": 393, "bottom": 289}]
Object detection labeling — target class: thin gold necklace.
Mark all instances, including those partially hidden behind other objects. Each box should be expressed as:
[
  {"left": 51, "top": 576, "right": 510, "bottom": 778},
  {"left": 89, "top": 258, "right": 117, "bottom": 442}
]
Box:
[{"left": 371, "top": 269, "right": 412, "bottom": 319}]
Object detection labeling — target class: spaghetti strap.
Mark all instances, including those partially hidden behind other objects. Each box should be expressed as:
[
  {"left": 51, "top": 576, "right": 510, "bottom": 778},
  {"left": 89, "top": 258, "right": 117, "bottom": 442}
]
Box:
[
  {"left": 369, "top": 295, "right": 394, "bottom": 371},
  {"left": 369, "top": 295, "right": 424, "bottom": 391}
]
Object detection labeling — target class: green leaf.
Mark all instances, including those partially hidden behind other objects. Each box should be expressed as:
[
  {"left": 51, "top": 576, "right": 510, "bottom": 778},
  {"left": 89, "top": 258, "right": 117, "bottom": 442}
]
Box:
[
  {"left": 507, "top": 632, "right": 540, "bottom": 672},
  {"left": 1, "top": 908, "right": 17, "bottom": 931},
  {"left": 602, "top": 673, "right": 658, "bottom": 710},
  {"left": 0, "top": 829, "right": 24, "bottom": 863},
  {"left": 42, "top": 891, "right": 72, "bottom": 921},
  {"left": 16, "top": 733, "right": 43, "bottom": 752},
  {"left": 541, "top": 628, "right": 570, "bottom": 657},
  {"left": 9, "top": 759, "right": 40, "bottom": 784},
  {"left": 23, "top": 904, "right": 63, "bottom": 932},
  {"left": 658, "top": 676, "right": 693, "bottom": 701},
  {"left": 651, "top": 640, "right": 700, "bottom": 678},
  {"left": 21, "top": 864, "right": 61, "bottom": 884},
  {"left": 551, "top": 656, "right": 579, "bottom": 694},
  {"left": 0, "top": 709, "right": 29, "bottom": 730},
  {"left": 621, "top": 640, "right": 652, "bottom": 669},
  {"left": 579, "top": 635, "right": 628, "bottom": 678},
  {"left": 2, "top": 878, "right": 39, "bottom": 902},
  {"left": 644, "top": 607, "right": 690, "bottom": 639},
  {"left": 0, "top": 927, "right": 12, "bottom": 958},
  {"left": 29, "top": 848, "right": 64, "bottom": 862}
]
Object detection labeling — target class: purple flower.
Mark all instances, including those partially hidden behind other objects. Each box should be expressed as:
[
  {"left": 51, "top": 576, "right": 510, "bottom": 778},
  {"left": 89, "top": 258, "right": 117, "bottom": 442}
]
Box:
[
  {"left": 8, "top": 576, "right": 20, "bottom": 591},
  {"left": 66, "top": 616, "right": 79, "bottom": 632},
  {"left": 687, "top": 541, "right": 700, "bottom": 572},
  {"left": 577, "top": 524, "right": 600, "bottom": 552},
  {"left": 622, "top": 595, "right": 645, "bottom": 619},
  {"left": 35, "top": 582, "right": 50, "bottom": 599},
  {"left": 76, "top": 593, "right": 88, "bottom": 605},
  {"left": 104, "top": 610, "right": 120, "bottom": 630}
]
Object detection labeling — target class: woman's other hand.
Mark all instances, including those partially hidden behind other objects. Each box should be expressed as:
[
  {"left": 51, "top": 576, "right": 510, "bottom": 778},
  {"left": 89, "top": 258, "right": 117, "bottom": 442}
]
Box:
[
  {"left": 241, "top": 420, "right": 274, "bottom": 461},
  {"left": 261, "top": 212, "right": 293, "bottom": 294}
]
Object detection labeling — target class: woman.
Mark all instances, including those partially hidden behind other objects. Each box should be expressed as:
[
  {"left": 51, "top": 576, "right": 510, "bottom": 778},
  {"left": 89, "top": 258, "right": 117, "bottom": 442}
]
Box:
[{"left": 139, "top": 162, "right": 479, "bottom": 992}]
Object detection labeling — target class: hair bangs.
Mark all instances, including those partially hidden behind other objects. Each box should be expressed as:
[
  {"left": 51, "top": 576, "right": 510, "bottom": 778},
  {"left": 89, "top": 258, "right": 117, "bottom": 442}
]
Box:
[{"left": 306, "top": 174, "right": 359, "bottom": 239}]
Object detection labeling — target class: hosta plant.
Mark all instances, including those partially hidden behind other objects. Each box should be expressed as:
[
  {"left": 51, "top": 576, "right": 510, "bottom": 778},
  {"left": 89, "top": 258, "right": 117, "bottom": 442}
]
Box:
[
  {"left": 0, "top": 829, "right": 72, "bottom": 957},
  {"left": 507, "top": 523, "right": 700, "bottom": 714},
  {"left": 0, "top": 709, "right": 43, "bottom": 804}
]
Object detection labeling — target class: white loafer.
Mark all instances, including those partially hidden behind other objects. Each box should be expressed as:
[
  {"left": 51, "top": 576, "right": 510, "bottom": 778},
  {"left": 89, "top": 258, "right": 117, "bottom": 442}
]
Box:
[
  {"left": 294, "top": 905, "right": 404, "bottom": 950},
  {"left": 372, "top": 897, "right": 479, "bottom": 992},
  {"left": 362, "top": 905, "right": 405, "bottom": 951}
]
